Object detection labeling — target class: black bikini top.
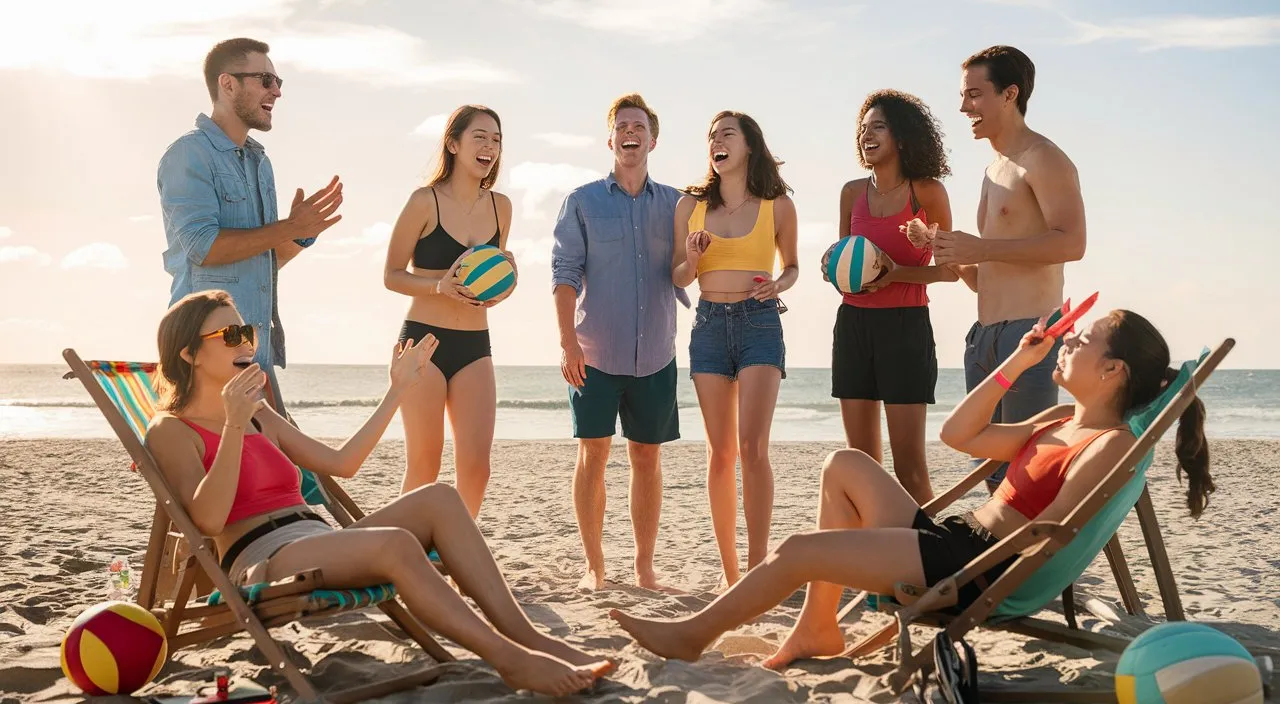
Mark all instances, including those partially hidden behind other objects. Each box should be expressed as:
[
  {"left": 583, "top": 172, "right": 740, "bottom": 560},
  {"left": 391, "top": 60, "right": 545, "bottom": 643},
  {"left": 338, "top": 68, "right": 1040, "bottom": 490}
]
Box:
[{"left": 412, "top": 188, "right": 501, "bottom": 270}]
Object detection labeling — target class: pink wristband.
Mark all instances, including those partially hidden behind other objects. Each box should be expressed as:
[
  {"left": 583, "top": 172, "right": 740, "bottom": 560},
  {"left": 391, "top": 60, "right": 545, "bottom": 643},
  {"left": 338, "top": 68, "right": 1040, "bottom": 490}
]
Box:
[{"left": 994, "top": 371, "right": 1013, "bottom": 390}]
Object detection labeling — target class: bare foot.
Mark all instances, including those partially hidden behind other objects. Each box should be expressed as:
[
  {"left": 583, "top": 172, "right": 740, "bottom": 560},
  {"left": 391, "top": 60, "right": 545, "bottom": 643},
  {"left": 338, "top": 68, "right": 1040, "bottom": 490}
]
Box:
[
  {"left": 636, "top": 566, "right": 684, "bottom": 594},
  {"left": 494, "top": 648, "right": 603, "bottom": 697},
  {"left": 608, "top": 609, "right": 709, "bottom": 661},
  {"left": 523, "top": 632, "right": 614, "bottom": 669},
  {"left": 716, "top": 570, "right": 740, "bottom": 593},
  {"left": 760, "top": 620, "right": 846, "bottom": 670},
  {"left": 577, "top": 567, "right": 606, "bottom": 591}
]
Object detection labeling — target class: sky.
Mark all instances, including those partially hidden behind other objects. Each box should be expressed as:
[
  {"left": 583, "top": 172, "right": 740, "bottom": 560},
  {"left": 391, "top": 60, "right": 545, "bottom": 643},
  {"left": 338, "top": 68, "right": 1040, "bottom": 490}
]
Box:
[{"left": 1, "top": 0, "right": 1277, "bottom": 369}]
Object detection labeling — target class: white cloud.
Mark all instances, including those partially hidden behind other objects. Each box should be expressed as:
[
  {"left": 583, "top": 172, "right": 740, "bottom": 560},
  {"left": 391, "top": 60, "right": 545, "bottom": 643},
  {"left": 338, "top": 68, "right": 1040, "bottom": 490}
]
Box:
[
  {"left": 0, "top": 0, "right": 517, "bottom": 87},
  {"left": 506, "top": 162, "right": 604, "bottom": 220},
  {"left": 977, "top": 0, "right": 1056, "bottom": 8},
  {"left": 0, "top": 246, "right": 51, "bottom": 266},
  {"left": 311, "top": 221, "right": 392, "bottom": 260},
  {"left": 411, "top": 114, "right": 449, "bottom": 140},
  {"left": 798, "top": 222, "right": 833, "bottom": 247},
  {"left": 127, "top": 215, "right": 154, "bottom": 222},
  {"left": 0, "top": 226, "right": 11, "bottom": 240},
  {"left": 516, "top": 0, "right": 781, "bottom": 42},
  {"left": 533, "top": 132, "right": 595, "bottom": 149},
  {"left": 0, "top": 318, "right": 66, "bottom": 333},
  {"left": 61, "top": 243, "right": 130, "bottom": 270},
  {"left": 1069, "top": 15, "right": 1280, "bottom": 50},
  {"left": 506, "top": 236, "right": 555, "bottom": 267}
]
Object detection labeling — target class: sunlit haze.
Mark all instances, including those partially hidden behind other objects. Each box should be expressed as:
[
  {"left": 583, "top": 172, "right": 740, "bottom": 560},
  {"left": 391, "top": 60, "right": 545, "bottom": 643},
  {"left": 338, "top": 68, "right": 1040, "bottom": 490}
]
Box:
[{"left": 2, "top": 0, "right": 1276, "bottom": 368}]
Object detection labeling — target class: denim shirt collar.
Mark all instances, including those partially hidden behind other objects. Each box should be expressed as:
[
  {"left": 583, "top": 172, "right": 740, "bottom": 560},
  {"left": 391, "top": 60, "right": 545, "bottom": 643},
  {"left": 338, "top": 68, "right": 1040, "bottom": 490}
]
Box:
[
  {"left": 605, "top": 171, "right": 656, "bottom": 197},
  {"left": 195, "top": 113, "right": 265, "bottom": 153}
]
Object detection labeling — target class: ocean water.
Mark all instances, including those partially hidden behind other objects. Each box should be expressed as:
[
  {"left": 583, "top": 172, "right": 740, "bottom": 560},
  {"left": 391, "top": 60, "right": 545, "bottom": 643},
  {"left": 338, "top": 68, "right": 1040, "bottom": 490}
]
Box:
[{"left": 2, "top": 364, "right": 1278, "bottom": 442}]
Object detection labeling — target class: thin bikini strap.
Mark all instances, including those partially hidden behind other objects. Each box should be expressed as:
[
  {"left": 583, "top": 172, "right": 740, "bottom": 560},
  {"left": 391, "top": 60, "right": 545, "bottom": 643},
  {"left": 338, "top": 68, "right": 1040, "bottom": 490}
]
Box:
[
  {"left": 909, "top": 180, "right": 921, "bottom": 215},
  {"left": 490, "top": 191, "right": 501, "bottom": 239}
]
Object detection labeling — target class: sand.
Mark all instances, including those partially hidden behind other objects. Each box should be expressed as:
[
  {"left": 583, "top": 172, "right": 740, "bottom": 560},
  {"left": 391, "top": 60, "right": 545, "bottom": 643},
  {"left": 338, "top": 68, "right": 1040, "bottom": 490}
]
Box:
[{"left": 1, "top": 438, "right": 1277, "bottom": 703}]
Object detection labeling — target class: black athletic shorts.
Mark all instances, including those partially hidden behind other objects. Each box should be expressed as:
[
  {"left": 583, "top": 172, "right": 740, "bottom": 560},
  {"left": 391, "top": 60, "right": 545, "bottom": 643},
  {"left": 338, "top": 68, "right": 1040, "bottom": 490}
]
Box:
[
  {"left": 831, "top": 304, "right": 937, "bottom": 405},
  {"left": 914, "top": 509, "right": 1018, "bottom": 611}
]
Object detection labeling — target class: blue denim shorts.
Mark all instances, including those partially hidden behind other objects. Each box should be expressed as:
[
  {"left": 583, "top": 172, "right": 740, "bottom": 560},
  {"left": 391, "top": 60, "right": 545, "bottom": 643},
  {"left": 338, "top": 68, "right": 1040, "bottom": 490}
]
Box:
[{"left": 689, "top": 298, "right": 786, "bottom": 380}]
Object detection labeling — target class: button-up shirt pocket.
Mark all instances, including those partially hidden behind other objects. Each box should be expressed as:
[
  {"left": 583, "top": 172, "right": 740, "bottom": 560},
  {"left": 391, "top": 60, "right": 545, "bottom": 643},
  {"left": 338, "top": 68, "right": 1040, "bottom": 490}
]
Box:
[
  {"left": 584, "top": 216, "right": 624, "bottom": 247},
  {"left": 214, "top": 171, "right": 250, "bottom": 221}
]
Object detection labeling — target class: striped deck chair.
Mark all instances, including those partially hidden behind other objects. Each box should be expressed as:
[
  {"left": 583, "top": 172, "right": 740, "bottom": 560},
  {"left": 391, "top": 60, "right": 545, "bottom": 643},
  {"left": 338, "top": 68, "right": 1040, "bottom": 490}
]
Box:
[
  {"left": 833, "top": 339, "right": 1238, "bottom": 701},
  {"left": 63, "top": 349, "right": 454, "bottom": 703}
]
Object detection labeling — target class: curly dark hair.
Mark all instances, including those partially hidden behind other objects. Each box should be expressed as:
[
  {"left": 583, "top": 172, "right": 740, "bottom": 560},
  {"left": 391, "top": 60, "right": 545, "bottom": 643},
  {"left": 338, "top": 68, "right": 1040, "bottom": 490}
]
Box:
[{"left": 855, "top": 90, "right": 951, "bottom": 181}]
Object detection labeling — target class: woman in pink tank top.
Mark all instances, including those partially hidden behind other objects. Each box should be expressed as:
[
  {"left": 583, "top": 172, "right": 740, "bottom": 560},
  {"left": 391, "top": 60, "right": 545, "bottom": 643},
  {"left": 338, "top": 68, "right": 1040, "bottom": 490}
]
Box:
[
  {"left": 825, "top": 90, "right": 959, "bottom": 505},
  {"left": 144, "top": 291, "right": 613, "bottom": 697}
]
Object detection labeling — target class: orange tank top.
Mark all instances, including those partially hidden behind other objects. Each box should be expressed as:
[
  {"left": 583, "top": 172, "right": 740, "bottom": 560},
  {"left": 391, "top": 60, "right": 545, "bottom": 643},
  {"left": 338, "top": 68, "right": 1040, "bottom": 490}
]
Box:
[{"left": 994, "top": 417, "right": 1124, "bottom": 520}]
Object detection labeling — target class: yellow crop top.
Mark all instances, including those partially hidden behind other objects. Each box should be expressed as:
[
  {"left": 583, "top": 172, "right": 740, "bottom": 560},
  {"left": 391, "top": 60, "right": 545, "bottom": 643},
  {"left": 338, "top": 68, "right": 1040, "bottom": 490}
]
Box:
[{"left": 690, "top": 198, "right": 777, "bottom": 276}]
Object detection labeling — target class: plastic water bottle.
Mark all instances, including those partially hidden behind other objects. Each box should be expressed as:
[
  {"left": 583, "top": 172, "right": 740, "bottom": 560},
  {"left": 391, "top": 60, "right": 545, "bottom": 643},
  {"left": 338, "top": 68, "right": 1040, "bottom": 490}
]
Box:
[{"left": 106, "top": 556, "right": 135, "bottom": 601}]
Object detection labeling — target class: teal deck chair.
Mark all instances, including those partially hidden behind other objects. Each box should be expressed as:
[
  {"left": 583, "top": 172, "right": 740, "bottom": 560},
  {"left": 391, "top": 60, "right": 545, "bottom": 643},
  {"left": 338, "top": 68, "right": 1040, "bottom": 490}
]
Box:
[{"left": 833, "top": 339, "right": 1234, "bottom": 701}]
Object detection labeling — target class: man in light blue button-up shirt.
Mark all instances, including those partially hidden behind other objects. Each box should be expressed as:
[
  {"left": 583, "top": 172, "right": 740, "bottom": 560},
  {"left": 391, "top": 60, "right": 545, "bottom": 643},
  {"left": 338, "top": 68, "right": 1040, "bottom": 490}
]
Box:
[
  {"left": 551, "top": 94, "right": 689, "bottom": 591},
  {"left": 158, "top": 38, "right": 342, "bottom": 407}
]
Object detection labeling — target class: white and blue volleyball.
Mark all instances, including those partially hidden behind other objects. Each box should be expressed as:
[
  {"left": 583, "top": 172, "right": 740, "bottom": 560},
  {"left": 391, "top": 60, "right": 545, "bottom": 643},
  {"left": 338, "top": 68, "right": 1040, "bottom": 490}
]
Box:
[
  {"left": 824, "top": 235, "right": 887, "bottom": 295},
  {"left": 457, "top": 245, "right": 516, "bottom": 303},
  {"left": 1116, "top": 622, "right": 1264, "bottom": 704}
]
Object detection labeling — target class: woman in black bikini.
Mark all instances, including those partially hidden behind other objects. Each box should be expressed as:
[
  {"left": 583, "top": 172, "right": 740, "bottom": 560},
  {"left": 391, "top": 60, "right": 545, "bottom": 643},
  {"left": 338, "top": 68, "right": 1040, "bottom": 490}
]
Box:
[{"left": 384, "top": 104, "right": 515, "bottom": 517}]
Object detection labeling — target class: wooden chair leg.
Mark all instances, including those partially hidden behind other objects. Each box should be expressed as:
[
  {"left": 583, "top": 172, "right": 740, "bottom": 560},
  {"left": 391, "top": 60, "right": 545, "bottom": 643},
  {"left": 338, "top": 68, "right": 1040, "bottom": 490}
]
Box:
[
  {"left": 1134, "top": 486, "right": 1184, "bottom": 620},
  {"left": 165, "top": 555, "right": 201, "bottom": 641},
  {"left": 138, "top": 504, "right": 168, "bottom": 611},
  {"left": 1103, "top": 534, "right": 1145, "bottom": 616},
  {"left": 1061, "top": 583, "right": 1079, "bottom": 629}
]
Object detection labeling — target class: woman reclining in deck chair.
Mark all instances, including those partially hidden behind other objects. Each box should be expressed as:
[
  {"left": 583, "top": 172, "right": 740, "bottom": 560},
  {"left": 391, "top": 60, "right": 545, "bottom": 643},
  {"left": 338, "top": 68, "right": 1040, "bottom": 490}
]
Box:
[
  {"left": 144, "top": 290, "right": 612, "bottom": 697},
  {"left": 610, "top": 309, "right": 1216, "bottom": 668}
]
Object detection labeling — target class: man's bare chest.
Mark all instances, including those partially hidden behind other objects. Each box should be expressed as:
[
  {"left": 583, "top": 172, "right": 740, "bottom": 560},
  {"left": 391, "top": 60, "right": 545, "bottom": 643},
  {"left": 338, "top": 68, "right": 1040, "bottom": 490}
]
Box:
[{"left": 981, "top": 163, "right": 1040, "bottom": 233}]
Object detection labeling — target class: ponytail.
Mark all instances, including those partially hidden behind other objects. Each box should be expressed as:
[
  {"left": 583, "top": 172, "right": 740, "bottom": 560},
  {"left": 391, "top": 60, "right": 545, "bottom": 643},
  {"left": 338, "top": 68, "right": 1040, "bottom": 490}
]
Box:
[
  {"left": 1166, "top": 367, "right": 1214, "bottom": 518},
  {"left": 1107, "top": 310, "right": 1216, "bottom": 519}
]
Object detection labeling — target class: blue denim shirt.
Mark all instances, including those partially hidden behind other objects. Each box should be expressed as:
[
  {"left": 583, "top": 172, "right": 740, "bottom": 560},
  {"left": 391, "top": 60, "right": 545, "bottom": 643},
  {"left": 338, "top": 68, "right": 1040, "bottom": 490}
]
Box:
[
  {"left": 158, "top": 114, "right": 301, "bottom": 368},
  {"left": 551, "top": 173, "right": 690, "bottom": 378}
]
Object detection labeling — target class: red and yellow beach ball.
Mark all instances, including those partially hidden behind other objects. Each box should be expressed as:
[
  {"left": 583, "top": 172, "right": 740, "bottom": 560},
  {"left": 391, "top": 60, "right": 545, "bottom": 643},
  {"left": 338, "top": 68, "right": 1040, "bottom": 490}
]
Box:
[{"left": 61, "top": 601, "right": 168, "bottom": 695}]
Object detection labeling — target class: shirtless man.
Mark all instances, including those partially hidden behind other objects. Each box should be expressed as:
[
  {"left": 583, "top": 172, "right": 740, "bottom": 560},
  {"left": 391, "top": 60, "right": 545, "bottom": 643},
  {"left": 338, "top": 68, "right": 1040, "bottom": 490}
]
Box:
[{"left": 934, "top": 45, "right": 1086, "bottom": 491}]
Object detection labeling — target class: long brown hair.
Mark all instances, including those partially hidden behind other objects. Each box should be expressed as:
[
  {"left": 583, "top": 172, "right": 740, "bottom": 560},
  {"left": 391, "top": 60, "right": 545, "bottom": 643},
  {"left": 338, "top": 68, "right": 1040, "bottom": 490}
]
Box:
[
  {"left": 156, "top": 290, "right": 235, "bottom": 413},
  {"left": 1105, "top": 310, "right": 1214, "bottom": 517},
  {"left": 685, "top": 111, "right": 792, "bottom": 209},
  {"left": 427, "top": 104, "right": 502, "bottom": 190}
]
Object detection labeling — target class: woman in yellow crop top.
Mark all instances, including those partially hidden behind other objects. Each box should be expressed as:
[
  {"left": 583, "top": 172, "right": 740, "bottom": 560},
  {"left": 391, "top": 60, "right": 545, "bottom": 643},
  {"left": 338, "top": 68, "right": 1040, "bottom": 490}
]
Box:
[{"left": 672, "top": 111, "right": 799, "bottom": 587}]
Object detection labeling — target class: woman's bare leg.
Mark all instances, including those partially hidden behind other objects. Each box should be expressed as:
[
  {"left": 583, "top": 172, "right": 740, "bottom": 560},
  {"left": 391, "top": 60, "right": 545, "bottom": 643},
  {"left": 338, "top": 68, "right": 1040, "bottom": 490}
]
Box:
[
  {"left": 736, "top": 365, "right": 781, "bottom": 572},
  {"left": 609, "top": 449, "right": 924, "bottom": 664},
  {"left": 839, "top": 399, "right": 882, "bottom": 463},
  {"left": 693, "top": 373, "right": 741, "bottom": 586},
  {"left": 885, "top": 403, "right": 933, "bottom": 504},
  {"left": 762, "top": 448, "right": 921, "bottom": 668},
  {"left": 264, "top": 527, "right": 603, "bottom": 696},
  {"left": 400, "top": 364, "right": 447, "bottom": 494},
  {"left": 351, "top": 483, "right": 606, "bottom": 667},
  {"left": 446, "top": 358, "right": 497, "bottom": 517}
]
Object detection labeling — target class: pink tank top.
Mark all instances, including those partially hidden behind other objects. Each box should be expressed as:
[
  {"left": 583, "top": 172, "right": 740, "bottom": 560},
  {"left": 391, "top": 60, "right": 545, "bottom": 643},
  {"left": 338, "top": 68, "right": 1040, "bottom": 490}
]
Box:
[
  {"left": 179, "top": 418, "right": 306, "bottom": 525},
  {"left": 842, "top": 183, "right": 931, "bottom": 309}
]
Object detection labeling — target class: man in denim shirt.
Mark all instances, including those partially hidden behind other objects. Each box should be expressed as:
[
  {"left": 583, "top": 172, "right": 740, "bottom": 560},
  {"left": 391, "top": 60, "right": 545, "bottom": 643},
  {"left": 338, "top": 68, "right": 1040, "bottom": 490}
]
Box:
[
  {"left": 158, "top": 38, "right": 342, "bottom": 407},
  {"left": 552, "top": 94, "right": 688, "bottom": 591}
]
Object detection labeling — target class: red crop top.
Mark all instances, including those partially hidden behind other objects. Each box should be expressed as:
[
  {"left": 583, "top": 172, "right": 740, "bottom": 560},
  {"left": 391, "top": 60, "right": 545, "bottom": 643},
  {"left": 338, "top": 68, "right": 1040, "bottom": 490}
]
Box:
[
  {"left": 994, "top": 417, "right": 1124, "bottom": 520},
  {"left": 179, "top": 418, "right": 306, "bottom": 525}
]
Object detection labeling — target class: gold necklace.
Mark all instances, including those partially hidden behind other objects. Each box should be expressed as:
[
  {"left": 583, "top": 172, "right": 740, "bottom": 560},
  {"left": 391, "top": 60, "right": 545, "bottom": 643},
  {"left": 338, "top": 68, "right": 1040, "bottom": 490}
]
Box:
[{"left": 870, "top": 174, "right": 906, "bottom": 195}]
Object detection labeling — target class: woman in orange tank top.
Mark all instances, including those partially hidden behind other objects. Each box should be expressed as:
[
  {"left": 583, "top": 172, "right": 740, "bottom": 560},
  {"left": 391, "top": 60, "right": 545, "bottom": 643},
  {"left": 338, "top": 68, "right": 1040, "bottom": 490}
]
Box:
[
  {"left": 826, "top": 90, "right": 960, "bottom": 507},
  {"left": 672, "top": 111, "right": 800, "bottom": 588},
  {"left": 610, "top": 309, "right": 1218, "bottom": 670},
  {"left": 145, "top": 292, "right": 611, "bottom": 697}
]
